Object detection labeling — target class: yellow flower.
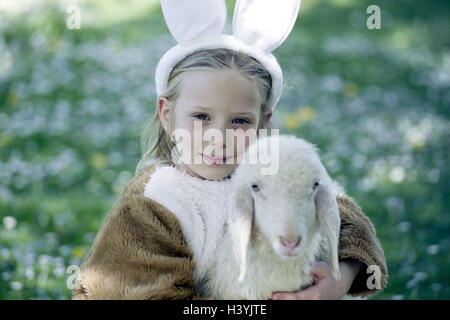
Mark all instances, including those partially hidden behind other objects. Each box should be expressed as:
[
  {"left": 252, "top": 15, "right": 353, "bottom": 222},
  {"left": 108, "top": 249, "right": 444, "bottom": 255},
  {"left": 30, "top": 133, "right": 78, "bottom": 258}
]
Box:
[
  {"left": 6, "top": 90, "right": 20, "bottom": 107},
  {"left": 344, "top": 82, "right": 359, "bottom": 98},
  {"left": 72, "top": 246, "right": 85, "bottom": 258},
  {"left": 89, "top": 153, "right": 107, "bottom": 168},
  {"left": 297, "top": 106, "right": 316, "bottom": 123},
  {"left": 284, "top": 113, "right": 301, "bottom": 130},
  {"left": 0, "top": 133, "right": 12, "bottom": 147},
  {"left": 283, "top": 106, "right": 316, "bottom": 130}
]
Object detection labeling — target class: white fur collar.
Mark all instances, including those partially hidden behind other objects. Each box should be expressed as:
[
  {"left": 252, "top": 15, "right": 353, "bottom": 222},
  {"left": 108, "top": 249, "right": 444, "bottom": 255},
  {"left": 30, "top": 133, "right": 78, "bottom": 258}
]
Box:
[{"left": 142, "top": 164, "right": 233, "bottom": 282}]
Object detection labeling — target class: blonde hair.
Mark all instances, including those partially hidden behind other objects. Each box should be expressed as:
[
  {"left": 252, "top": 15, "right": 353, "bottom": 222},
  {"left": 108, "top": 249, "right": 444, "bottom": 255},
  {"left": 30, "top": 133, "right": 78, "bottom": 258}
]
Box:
[{"left": 135, "top": 48, "right": 273, "bottom": 176}]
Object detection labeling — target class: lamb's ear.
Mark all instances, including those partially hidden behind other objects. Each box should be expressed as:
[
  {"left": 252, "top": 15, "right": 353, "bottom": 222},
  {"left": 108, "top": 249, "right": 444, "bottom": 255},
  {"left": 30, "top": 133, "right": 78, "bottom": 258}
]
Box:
[
  {"left": 315, "top": 182, "right": 341, "bottom": 281},
  {"left": 228, "top": 183, "right": 254, "bottom": 283},
  {"left": 233, "top": 0, "right": 302, "bottom": 53},
  {"left": 161, "top": 0, "right": 227, "bottom": 46}
]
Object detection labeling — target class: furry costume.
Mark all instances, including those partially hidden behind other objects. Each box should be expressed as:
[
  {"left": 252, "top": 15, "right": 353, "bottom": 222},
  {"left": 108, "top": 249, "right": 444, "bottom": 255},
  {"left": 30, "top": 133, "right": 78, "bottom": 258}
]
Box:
[{"left": 72, "top": 164, "right": 388, "bottom": 300}]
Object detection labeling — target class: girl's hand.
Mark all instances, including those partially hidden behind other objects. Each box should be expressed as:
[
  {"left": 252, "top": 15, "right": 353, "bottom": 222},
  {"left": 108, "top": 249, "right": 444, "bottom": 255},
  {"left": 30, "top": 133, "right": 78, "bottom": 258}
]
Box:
[{"left": 271, "top": 260, "right": 362, "bottom": 300}]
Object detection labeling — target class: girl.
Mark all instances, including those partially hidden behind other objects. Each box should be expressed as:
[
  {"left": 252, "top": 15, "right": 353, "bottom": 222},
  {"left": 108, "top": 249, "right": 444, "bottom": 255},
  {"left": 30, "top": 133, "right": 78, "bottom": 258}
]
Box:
[{"left": 72, "top": 48, "right": 388, "bottom": 300}]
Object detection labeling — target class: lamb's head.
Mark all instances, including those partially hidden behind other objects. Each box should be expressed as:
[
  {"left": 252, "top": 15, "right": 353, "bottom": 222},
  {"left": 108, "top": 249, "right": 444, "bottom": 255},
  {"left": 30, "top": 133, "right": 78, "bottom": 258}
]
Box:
[{"left": 228, "top": 134, "right": 341, "bottom": 282}]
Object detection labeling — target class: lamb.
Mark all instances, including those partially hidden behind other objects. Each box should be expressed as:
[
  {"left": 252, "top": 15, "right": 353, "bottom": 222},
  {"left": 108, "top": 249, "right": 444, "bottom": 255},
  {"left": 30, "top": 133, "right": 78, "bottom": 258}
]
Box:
[{"left": 196, "top": 134, "right": 353, "bottom": 300}]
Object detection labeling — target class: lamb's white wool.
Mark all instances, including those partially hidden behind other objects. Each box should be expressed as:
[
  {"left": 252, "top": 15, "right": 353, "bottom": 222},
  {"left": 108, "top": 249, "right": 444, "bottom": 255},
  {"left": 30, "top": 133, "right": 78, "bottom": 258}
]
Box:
[
  {"left": 143, "top": 165, "right": 233, "bottom": 282},
  {"left": 197, "top": 135, "right": 348, "bottom": 300}
]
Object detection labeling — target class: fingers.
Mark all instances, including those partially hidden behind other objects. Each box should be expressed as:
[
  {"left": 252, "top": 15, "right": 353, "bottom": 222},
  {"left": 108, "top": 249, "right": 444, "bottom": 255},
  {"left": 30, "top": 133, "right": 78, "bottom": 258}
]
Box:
[
  {"left": 272, "top": 285, "right": 323, "bottom": 300},
  {"left": 295, "top": 288, "right": 323, "bottom": 300},
  {"left": 271, "top": 261, "right": 337, "bottom": 300},
  {"left": 272, "top": 292, "right": 300, "bottom": 300}
]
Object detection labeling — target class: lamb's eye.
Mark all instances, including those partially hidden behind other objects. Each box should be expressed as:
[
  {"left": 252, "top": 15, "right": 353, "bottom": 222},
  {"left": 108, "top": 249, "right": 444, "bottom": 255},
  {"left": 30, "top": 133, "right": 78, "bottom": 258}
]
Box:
[
  {"left": 313, "top": 182, "right": 319, "bottom": 190},
  {"left": 251, "top": 184, "right": 259, "bottom": 191}
]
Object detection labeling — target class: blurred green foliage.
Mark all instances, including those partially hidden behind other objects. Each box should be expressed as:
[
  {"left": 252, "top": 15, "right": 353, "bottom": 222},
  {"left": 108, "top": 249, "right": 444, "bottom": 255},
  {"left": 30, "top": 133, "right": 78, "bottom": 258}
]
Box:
[{"left": 0, "top": 0, "right": 449, "bottom": 299}]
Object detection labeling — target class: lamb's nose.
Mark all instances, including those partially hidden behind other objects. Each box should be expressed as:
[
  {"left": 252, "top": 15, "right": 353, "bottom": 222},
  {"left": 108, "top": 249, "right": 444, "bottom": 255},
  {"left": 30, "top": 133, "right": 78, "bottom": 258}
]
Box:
[{"left": 280, "top": 235, "right": 301, "bottom": 249}]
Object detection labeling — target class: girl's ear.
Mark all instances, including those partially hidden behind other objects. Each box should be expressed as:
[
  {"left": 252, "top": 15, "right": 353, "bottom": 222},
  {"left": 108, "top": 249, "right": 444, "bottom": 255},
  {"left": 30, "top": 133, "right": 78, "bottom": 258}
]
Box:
[
  {"left": 263, "top": 109, "right": 273, "bottom": 124},
  {"left": 256, "top": 110, "right": 272, "bottom": 137},
  {"left": 228, "top": 182, "right": 254, "bottom": 283},
  {"left": 315, "top": 182, "right": 341, "bottom": 281},
  {"left": 161, "top": 0, "right": 227, "bottom": 46},
  {"left": 158, "top": 96, "right": 171, "bottom": 132}
]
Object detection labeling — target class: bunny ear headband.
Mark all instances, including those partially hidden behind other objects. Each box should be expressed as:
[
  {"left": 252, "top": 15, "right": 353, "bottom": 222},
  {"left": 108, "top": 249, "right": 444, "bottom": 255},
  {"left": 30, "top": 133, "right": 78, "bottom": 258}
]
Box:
[{"left": 155, "top": 0, "right": 302, "bottom": 111}]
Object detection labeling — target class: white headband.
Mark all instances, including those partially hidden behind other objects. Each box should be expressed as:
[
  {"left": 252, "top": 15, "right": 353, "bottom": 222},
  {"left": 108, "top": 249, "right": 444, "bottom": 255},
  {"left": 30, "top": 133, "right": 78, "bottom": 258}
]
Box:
[{"left": 155, "top": 0, "right": 302, "bottom": 111}]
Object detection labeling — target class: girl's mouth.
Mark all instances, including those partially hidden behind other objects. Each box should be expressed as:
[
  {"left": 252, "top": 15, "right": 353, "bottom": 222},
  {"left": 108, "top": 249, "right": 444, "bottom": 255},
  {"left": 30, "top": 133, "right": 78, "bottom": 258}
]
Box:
[{"left": 202, "top": 154, "right": 232, "bottom": 165}]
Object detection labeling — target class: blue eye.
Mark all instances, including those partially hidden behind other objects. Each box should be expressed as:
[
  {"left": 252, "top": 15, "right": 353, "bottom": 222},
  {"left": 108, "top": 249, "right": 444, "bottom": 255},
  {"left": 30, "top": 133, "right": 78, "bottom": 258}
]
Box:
[
  {"left": 194, "top": 114, "right": 209, "bottom": 120},
  {"left": 233, "top": 118, "right": 250, "bottom": 124}
]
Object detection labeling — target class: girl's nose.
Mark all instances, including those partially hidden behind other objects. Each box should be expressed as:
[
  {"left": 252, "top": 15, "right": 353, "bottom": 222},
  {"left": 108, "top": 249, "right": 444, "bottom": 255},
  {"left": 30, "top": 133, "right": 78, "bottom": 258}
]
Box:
[{"left": 208, "top": 121, "right": 229, "bottom": 146}]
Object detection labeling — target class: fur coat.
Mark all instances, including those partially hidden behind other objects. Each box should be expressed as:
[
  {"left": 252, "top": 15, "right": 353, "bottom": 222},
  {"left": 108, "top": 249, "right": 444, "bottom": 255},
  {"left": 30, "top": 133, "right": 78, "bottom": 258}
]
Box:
[{"left": 72, "top": 164, "right": 388, "bottom": 300}]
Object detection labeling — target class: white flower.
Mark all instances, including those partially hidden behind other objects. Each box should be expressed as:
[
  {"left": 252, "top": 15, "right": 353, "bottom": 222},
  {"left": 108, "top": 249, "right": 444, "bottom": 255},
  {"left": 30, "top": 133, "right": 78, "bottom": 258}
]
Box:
[
  {"left": 390, "top": 167, "right": 405, "bottom": 183},
  {"left": 3, "top": 216, "right": 17, "bottom": 230},
  {"left": 10, "top": 281, "right": 23, "bottom": 291},
  {"left": 426, "top": 244, "right": 440, "bottom": 255}
]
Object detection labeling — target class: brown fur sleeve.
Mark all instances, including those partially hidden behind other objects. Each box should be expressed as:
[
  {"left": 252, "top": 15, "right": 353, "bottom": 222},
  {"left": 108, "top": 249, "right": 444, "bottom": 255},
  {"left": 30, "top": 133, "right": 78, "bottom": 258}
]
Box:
[
  {"left": 72, "top": 165, "right": 212, "bottom": 300},
  {"left": 337, "top": 194, "right": 388, "bottom": 298}
]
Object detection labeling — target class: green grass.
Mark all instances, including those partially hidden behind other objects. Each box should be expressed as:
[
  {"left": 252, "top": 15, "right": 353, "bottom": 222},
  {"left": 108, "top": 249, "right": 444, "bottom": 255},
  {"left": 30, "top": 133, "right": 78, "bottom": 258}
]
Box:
[{"left": 0, "top": 0, "right": 449, "bottom": 299}]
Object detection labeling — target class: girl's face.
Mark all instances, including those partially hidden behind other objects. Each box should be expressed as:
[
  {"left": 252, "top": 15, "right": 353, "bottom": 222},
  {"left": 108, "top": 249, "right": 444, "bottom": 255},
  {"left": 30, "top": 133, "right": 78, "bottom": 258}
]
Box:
[{"left": 159, "top": 69, "right": 270, "bottom": 180}]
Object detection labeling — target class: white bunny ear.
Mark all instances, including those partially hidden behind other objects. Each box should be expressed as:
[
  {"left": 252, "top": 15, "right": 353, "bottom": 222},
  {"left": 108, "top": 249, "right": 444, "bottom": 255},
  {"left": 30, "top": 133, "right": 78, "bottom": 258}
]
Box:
[
  {"left": 161, "top": 0, "right": 227, "bottom": 46},
  {"left": 233, "top": 0, "right": 302, "bottom": 53}
]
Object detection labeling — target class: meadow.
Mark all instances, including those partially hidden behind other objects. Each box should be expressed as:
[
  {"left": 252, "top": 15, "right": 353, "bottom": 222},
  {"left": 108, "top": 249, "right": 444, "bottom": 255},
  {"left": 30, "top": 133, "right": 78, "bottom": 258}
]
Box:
[{"left": 0, "top": 0, "right": 448, "bottom": 299}]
